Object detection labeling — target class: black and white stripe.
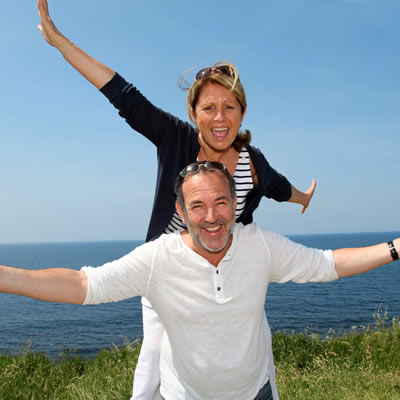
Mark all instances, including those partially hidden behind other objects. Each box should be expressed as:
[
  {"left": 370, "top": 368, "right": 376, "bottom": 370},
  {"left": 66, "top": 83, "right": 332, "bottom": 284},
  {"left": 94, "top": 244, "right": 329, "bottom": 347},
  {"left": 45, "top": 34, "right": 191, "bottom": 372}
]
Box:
[
  {"left": 233, "top": 149, "right": 253, "bottom": 220},
  {"left": 164, "top": 210, "right": 187, "bottom": 234}
]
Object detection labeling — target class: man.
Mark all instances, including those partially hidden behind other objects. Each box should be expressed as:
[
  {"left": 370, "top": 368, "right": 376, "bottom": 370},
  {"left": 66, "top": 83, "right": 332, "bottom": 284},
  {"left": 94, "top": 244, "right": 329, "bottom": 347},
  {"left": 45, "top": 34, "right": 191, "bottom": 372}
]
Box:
[{"left": 1, "top": 161, "right": 399, "bottom": 400}]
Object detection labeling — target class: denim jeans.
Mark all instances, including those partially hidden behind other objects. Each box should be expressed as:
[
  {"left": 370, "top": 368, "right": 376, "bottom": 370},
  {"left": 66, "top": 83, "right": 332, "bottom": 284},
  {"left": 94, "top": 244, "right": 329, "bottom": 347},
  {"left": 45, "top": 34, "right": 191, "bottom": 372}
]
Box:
[{"left": 254, "top": 380, "right": 273, "bottom": 400}]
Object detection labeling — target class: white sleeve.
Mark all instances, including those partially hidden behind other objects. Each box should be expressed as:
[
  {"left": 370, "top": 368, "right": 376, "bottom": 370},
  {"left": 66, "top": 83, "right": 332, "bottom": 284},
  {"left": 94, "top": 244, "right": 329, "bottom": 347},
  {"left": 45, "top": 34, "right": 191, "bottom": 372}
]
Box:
[
  {"left": 260, "top": 228, "right": 338, "bottom": 284},
  {"left": 81, "top": 241, "right": 155, "bottom": 305}
]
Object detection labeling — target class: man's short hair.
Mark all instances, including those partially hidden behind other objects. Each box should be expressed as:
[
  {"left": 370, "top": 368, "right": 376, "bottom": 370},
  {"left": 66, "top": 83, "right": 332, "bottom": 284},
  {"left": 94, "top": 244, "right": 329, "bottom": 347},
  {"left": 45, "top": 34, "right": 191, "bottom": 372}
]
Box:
[{"left": 175, "top": 161, "right": 236, "bottom": 209}]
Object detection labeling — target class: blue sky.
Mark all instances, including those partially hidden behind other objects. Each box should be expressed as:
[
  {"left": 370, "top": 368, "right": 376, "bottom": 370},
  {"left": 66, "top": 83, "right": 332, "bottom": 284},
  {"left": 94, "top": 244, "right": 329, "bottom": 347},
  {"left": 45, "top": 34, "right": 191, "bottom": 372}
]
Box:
[{"left": 1, "top": 0, "right": 399, "bottom": 243}]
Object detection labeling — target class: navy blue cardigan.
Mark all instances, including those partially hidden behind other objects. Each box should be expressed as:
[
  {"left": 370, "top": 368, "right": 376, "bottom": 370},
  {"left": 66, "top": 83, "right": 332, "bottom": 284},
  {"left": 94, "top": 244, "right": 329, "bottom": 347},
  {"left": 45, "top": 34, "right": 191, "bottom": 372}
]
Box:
[{"left": 101, "top": 73, "right": 292, "bottom": 242}]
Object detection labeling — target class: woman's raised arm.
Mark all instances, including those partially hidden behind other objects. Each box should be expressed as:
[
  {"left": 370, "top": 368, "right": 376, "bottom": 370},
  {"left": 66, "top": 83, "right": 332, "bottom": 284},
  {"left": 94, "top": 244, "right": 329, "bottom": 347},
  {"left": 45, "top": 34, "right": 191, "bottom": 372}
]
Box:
[{"left": 37, "top": 0, "right": 115, "bottom": 89}]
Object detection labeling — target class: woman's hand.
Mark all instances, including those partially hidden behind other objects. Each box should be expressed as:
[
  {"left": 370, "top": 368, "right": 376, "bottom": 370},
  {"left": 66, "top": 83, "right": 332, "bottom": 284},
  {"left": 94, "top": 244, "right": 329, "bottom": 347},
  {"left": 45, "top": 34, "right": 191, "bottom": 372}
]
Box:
[
  {"left": 37, "top": 0, "right": 66, "bottom": 49},
  {"left": 301, "top": 179, "right": 316, "bottom": 214},
  {"left": 289, "top": 179, "right": 317, "bottom": 214},
  {"left": 36, "top": 0, "right": 115, "bottom": 89}
]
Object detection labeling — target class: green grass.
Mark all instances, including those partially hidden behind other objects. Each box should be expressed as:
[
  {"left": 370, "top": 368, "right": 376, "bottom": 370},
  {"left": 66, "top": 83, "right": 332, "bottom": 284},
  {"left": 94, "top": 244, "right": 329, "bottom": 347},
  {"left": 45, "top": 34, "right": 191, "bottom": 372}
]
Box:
[
  {"left": 2, "top": 314, "right": 400, "bottom": 399},
  {"left": 0, "top": 344, "right": 140, "bottom": 400},
  {"left": 273, "top": 313, "right": 400, "bottom": 399}
]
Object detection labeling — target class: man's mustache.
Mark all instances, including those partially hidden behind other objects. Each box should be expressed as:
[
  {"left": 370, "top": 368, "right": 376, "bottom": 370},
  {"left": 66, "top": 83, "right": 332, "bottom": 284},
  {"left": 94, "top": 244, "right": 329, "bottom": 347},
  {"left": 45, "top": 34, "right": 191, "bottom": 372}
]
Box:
[{"left": 199, "top": 219, "right": 227, "bottom": 229}]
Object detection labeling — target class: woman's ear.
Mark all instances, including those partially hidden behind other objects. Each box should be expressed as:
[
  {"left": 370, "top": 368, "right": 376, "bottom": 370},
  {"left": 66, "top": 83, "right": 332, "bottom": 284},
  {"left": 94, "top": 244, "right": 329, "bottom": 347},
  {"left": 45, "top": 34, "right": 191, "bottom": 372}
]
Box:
[{"left": 191, "top": 109, "right": 197, "bottom": 124}]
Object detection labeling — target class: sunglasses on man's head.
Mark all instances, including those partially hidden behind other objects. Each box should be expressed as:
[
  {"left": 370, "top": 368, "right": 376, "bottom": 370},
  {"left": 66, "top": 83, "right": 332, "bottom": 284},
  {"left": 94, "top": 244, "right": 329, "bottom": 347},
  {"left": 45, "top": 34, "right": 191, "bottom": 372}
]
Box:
[
  {"left": 195, "top": 65, "right": 234, "bottom": 81},
  {"left": 179, "top": 161, "right": 227, "bottom": 180}
]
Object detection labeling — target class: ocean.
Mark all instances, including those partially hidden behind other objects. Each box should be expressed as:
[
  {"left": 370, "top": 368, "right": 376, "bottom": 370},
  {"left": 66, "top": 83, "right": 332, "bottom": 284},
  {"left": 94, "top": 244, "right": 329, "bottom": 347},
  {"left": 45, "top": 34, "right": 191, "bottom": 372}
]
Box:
[{"left": 1, "top": 231, "right": 399, "bottom": 359}]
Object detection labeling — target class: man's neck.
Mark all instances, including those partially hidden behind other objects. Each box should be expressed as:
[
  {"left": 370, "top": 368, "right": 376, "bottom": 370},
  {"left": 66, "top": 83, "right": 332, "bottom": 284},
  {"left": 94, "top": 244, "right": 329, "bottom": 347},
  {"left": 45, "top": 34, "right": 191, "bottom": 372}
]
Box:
[{"left": 180, "top": 231, "right": 233, "bottom": 267}]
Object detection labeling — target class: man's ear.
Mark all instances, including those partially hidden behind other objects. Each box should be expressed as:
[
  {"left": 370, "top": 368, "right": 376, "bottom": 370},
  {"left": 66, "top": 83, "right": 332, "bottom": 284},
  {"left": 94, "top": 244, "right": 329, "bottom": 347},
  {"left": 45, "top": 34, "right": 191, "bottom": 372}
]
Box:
[{"left": 176, "top": 200, "right": 186, "bottom": 224}]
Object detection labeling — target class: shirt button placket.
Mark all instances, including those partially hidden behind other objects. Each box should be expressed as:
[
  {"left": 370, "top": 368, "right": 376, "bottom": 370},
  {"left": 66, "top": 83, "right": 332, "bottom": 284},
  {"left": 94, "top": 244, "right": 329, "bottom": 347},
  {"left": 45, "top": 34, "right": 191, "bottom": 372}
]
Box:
[{"left": 215, "top": 267, "right": 223, "bottom": 301}]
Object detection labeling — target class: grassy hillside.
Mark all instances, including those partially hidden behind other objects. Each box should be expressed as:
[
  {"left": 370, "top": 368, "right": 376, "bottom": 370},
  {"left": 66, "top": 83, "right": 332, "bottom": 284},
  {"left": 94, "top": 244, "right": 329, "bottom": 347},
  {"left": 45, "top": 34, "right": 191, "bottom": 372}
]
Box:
[{"left": 2, "top": 314, "right": 400, "bottom": 399}]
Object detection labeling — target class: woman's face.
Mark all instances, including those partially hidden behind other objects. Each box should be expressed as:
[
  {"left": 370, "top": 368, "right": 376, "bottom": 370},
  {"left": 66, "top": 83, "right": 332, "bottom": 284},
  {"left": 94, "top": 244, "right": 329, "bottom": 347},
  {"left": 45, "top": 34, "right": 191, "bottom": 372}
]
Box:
[{"left": 192, "top": 82, "right": 246, "bottom": 154}]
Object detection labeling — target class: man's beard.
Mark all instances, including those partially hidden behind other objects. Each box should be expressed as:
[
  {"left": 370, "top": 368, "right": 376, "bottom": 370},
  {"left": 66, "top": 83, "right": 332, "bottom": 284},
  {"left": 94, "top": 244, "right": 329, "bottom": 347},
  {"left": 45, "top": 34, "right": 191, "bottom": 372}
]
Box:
[{"left": 185, "top": 216, "right": 234, "bottom": 253}]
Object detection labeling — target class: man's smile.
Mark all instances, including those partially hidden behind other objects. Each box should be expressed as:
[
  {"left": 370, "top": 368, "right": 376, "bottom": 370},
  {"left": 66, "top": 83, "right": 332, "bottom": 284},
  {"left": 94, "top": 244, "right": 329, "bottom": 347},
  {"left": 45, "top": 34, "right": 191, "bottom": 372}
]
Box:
[{"left": 203, "top": 224, "right": 222, "bottom": 232}]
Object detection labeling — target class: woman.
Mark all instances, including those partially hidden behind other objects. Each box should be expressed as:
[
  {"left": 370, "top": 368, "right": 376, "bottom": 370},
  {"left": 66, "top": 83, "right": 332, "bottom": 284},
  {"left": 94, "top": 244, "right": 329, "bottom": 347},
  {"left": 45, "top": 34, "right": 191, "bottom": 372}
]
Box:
[{"left": 37, "top": 1, "right": 316, "bottom": 399}]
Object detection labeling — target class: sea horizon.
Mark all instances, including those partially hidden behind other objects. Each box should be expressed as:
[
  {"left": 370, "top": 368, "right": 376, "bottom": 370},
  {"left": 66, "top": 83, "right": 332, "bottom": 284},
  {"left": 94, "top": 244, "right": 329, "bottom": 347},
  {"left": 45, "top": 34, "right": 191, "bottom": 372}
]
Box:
[
  {"left": 1, "top": 229, "right": 399, "bottom": 246},
  {"left": 1, "top": 230, "right": 399, "bottom": 358}
]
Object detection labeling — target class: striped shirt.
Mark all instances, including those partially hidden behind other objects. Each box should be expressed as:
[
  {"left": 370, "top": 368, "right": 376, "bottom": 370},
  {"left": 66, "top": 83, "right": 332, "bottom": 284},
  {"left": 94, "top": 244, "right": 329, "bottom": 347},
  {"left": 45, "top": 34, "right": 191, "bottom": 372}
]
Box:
[{"left": 164, "top": 149, "right": 254, "bottom": 234}]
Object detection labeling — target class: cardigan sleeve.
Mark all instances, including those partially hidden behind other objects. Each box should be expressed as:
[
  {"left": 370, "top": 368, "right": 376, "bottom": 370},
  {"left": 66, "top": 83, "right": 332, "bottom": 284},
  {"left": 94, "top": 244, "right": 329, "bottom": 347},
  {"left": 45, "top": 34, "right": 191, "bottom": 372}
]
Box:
[
  {"left": 100, "top": 73, "right": 200, "bottom": 241},
  {"left": 100, "top": 73, "right": 192, "bottom": 150},
  {"left": 248, "top": 145, "right": 292, "bottom": 202}
]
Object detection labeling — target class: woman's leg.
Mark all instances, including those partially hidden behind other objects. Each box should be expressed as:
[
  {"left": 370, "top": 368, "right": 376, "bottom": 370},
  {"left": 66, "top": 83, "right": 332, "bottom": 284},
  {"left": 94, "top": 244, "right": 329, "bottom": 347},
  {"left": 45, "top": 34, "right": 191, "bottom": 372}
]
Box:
[
  {"left": 131, "top": 298, "right": 164, "bottom": 400},
  {"left": 264, "top": 313, "right": 279, "bottom": 400}
]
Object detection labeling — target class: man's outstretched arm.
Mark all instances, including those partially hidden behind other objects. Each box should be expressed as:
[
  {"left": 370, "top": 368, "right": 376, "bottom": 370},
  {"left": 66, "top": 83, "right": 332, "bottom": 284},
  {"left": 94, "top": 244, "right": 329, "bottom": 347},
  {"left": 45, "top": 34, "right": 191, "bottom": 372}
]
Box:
[
  {"left": 0, "top": 265, "right": 87, "bottom": 304},
  {"left": 334, "top": 238, "right": 399, "bottom": 278}
]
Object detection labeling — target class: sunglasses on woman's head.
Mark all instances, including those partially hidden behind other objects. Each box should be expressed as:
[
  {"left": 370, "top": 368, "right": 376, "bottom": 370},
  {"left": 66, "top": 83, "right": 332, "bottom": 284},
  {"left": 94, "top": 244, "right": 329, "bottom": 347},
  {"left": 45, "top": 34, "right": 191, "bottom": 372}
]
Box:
[{"left": 195, "top": 65, "right": 234, "bottom": 80}]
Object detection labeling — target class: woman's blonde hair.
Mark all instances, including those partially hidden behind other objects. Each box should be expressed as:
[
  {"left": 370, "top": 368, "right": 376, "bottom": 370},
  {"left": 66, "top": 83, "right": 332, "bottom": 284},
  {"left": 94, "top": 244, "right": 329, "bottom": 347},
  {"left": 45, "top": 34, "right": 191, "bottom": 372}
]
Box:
[{"left": 180, "top": 61, "right": 251, "bottom": 151}]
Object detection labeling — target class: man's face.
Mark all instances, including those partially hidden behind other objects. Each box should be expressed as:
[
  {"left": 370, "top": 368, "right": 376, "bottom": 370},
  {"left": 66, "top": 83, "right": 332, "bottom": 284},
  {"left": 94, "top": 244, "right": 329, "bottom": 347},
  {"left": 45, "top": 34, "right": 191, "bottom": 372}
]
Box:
[{"left": 177, "top": 170, "right": 236, "bottom": 255}]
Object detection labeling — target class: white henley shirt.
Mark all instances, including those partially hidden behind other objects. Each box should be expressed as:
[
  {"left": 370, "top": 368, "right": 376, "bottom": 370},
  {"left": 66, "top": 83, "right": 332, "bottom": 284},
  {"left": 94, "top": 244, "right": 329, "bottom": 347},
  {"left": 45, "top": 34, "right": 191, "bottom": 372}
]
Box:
[{"left": 82, "top": 223, "right": 337, "bottom": 399}]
